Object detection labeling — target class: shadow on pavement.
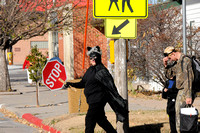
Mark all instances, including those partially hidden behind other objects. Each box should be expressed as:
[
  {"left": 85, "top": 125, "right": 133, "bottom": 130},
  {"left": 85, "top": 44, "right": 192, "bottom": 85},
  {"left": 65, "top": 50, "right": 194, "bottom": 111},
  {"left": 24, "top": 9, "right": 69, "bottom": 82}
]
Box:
[{"left": 129, "top": 123, "right": 164, "bottom": 133}]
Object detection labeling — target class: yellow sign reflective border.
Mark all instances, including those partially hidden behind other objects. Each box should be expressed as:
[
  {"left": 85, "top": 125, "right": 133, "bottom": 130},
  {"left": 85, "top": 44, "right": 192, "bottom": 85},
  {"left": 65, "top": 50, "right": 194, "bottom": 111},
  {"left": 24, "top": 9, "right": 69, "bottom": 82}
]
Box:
[
  {"left": 93, "top": 0, "right": 148, "bottom": 19},
  {"left": 105, "top": 19, "right": 137, "bottom": 39}
]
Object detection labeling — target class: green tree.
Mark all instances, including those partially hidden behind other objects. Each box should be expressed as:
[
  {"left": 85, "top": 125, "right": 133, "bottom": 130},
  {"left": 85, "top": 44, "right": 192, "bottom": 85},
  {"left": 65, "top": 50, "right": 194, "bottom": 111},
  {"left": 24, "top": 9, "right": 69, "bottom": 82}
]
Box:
[{"left": 27, "top": 46, "right": 47, "bottom": 107}]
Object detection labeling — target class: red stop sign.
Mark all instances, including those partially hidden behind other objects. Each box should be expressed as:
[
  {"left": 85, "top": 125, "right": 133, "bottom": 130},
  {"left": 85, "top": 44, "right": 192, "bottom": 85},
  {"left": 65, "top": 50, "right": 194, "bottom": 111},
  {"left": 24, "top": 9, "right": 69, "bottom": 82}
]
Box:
[{"left": 42, "top": 60, "right": 67, "bottom": 91}]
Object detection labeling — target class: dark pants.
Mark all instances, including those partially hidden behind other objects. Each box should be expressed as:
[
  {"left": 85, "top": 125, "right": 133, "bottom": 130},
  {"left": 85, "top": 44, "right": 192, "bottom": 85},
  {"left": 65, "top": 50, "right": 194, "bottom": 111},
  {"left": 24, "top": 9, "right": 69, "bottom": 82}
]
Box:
[
  {"left": 85, "top": 102, "right": 116, "bottom": 133},
  {"left": 169, "top": 112, "right": 177, "bottom": 133}
]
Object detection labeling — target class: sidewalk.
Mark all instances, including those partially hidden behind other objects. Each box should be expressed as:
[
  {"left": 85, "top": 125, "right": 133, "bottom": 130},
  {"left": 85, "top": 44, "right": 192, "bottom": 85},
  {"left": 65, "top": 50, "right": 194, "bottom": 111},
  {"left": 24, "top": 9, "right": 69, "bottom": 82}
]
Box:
[
  {"left": 1, "top": 65, "right": 200, "bottom": 132},
  {"left": 0, "top": 83, "right": 167, "bottom": 133},
  {"left": 0, "top": 84, "right": 69, "bottom": 119},
  {"left": 1, "top": 65, "right": 70, "bottom": 132}
]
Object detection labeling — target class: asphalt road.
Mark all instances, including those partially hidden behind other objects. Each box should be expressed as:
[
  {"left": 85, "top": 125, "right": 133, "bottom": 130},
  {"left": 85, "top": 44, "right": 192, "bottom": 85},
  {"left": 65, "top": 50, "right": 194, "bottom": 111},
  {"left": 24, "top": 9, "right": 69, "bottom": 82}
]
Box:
[
  {"left": 0, "top": 65, "right": 39, "bottom": 133},
  {"left": 0, "top": 112, "right": 38, "bottom": 133},
  {"left": 8, "top": 65, "right": 27, "bottom": 85}
]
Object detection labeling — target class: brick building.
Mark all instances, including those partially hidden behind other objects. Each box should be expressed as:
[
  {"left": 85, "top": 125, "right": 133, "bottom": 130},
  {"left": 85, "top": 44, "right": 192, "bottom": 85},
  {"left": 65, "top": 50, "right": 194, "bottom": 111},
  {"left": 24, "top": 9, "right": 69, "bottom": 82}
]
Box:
[
  {"left": 13, "top": 34, "right": 49, "bottom": 64},
  {"left": 12, "top": 0, "right": 107, "bottom": 79}
]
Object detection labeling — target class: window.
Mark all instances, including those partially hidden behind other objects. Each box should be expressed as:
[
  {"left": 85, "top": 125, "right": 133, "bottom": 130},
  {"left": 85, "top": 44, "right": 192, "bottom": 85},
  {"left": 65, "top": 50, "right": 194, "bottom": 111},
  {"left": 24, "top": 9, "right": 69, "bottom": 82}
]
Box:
[
  {"left": 14, "top": 48, "right": 21, "bottom": 52},
  {"left": 31, "top": 41, "right": 48, "bottom": 49}
]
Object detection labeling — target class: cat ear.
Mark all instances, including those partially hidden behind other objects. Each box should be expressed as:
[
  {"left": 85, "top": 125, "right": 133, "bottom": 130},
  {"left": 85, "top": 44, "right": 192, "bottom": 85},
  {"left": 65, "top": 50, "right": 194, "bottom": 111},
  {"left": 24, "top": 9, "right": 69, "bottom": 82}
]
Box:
[
  {"left": 87, "top": 47, "right": 92, "bottom": 51},
  {"left": 96, "top": 46, "right": 100, "bottom": 52}
]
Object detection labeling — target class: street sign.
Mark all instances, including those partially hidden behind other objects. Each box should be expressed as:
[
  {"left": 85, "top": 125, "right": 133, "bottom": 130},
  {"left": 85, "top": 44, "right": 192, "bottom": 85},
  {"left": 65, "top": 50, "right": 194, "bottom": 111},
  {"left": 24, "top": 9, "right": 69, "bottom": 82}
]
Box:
[
  {"left": 93, "top": 0, "right": 148, "bottom": 18},
  {"left": 105, "top": 19, "right": 137, "bottom": 39},
  {"left": 42, "top": 60, "right": 67, "bottom": 91}
]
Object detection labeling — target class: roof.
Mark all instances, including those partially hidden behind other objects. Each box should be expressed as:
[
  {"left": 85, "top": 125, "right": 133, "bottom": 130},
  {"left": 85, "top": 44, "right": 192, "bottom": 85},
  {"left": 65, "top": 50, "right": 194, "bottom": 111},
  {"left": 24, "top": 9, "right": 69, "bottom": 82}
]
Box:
[
  {"left": 20, "top": 0, "right": 93, "bottom": 12},
  {"left": 71, "top": 0, "right": 93, "bottom": 7},
  {"left": 148, "top": 1, "right": 181, "bottom": 10}
]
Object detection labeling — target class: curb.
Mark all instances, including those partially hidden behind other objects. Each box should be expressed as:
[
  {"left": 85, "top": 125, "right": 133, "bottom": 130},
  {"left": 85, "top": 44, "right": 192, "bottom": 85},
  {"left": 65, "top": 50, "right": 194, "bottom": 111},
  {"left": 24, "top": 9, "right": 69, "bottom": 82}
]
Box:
[{"left": 22, "top": 113, "right": 61, "bottom": 133}]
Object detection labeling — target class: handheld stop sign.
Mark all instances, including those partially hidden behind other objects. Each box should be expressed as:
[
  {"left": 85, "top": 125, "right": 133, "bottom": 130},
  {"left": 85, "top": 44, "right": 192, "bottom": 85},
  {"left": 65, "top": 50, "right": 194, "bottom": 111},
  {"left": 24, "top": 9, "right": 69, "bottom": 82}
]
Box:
[{"left": 42, "top": 60, "right": 67, "bottom": 91}]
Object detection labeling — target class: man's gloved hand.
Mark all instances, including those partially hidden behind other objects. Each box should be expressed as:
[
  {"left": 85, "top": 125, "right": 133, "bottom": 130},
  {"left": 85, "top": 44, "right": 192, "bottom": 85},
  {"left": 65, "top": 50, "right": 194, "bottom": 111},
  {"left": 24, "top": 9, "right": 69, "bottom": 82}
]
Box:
[{"left": 64, "top": 82, "right": 70, "bottom": 88}]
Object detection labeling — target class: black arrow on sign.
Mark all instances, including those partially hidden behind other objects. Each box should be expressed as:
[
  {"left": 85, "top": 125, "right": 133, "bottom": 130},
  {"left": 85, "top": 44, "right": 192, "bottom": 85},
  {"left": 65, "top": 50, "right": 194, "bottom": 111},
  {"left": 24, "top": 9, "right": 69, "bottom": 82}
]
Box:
[{"left": 112, "top": 19, "right": 130, "bottom": 35}]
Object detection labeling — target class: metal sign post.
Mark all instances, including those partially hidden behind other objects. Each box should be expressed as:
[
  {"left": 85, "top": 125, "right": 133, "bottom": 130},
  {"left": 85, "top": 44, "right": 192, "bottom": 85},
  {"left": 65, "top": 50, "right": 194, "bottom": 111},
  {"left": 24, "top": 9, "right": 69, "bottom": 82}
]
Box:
[{"left": 183, "top": 0, "right": 187, "bottom": 54}]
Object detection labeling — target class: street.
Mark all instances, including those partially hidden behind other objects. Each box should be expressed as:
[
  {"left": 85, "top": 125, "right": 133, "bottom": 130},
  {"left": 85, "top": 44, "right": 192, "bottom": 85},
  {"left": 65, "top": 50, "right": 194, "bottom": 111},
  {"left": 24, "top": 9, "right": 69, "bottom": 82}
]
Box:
[
  {"left": 8, "top": 65, "right": 27, "bottom": 85},
  {"left": 0, "top": 111, "right": 38, "bottom": 133},
  {"left": 0, "top": 65, "right": 39, "bottom": 133}
]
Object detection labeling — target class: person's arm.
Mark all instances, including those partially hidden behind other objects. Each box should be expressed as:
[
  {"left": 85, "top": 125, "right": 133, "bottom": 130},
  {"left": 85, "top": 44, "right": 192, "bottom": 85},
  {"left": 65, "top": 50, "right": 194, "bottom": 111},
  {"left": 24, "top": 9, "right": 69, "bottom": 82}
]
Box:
[
  {"left": 65, "top": 79, "right": 85, "bottom": 89},
  {"left": 183, "top": 58, "right": 194, "bottom": 104},
  {"left": 163, "top": 57, "right": 168, "bottom": 68},
  {"left": 162, "top": 80, "right": 169, "bottom": 99},
  {"left": 163, "top": 58, "right": 176, "bottom": 79},
  {"left": 64, "top": 70, "right": 87, "bottom": 89},
  {"left": 162, "top": 88, "right": 168, "bottom": 99}
]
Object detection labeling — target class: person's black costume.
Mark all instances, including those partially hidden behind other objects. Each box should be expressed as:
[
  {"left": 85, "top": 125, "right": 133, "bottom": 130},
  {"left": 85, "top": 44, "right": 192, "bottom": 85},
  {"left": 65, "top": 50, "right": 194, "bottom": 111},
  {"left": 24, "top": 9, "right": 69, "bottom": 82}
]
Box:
[
  {"left": 162, "top": 77, "right": 178, "bottom": 133},
  {"left": 65, "top": 46, "right": 128, "bottom": 133}
]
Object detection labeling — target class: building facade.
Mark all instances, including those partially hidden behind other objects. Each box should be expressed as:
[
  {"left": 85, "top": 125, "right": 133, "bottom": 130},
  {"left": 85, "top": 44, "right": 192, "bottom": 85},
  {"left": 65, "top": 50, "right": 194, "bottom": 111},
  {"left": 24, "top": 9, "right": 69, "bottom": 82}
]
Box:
[{"left": 12, "top": 0, "right": 108, "bottom": 80}]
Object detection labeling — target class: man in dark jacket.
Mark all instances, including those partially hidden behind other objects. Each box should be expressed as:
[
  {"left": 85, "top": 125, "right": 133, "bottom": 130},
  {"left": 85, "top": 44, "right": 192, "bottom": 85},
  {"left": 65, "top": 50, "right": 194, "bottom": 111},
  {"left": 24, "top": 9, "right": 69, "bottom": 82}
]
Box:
[
  {"left": 162, "top": 76, "right": 178, "bottom": 133},
  {"left": 64, "top": 46, "right": 128, "bottom": 133}
]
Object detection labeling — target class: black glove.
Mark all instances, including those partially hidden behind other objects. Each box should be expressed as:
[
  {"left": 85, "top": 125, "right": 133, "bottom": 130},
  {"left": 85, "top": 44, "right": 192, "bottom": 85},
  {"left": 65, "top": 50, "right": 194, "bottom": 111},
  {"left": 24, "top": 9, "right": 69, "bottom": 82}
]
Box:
[{"left": 64, "top": 82, "right": 71, "bottom": 88}]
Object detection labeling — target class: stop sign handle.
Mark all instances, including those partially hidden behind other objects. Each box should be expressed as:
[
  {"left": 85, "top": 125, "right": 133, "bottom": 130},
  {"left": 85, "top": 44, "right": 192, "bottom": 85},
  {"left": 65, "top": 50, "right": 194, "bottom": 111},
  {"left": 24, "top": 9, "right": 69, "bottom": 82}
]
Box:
[{"left": 58, "top": 78, "right": 77, "bottom": 92}]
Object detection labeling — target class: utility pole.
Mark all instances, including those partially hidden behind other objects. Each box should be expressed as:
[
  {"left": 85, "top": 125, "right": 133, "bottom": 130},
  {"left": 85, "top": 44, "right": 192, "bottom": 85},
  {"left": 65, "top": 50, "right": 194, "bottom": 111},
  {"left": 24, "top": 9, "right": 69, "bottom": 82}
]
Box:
[
  {"left": 182, "top": 0, "right": 186, "bottom": 54},
  {"left": 63, "top": 4, "right": 74, "bottom": 80},
  {"left": 49, "top": 0, "right": 59, "bottom": 59},
  {"left": 52, "top": 0, "right": 58, "bottom": 57},
  {"left": 114, "top": 39, "right": 129, "bottom": 133},
  {"left": 190, "top": 21, "right": 194, "bottom": 55},
  {"left": 52, "top": 31, "right": 58, "bottom": 57}
]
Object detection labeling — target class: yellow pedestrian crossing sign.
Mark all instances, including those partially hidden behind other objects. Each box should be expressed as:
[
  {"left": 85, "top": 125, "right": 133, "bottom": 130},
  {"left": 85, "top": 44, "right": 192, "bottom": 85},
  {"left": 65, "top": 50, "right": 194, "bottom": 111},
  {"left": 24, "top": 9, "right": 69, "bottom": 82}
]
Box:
[
  {"left": 105, "top": 19, "right": 137, "bottom": 39},
  {"left": 93, "top": 0, "right": 148, "bottom": 18}
]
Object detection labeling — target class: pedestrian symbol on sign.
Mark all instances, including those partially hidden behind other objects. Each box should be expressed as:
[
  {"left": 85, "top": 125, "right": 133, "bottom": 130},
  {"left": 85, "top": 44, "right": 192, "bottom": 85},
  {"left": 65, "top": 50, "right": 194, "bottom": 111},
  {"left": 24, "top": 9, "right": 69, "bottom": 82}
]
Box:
[
  {"left": 109, "top": 0, "right": 119, "bottom": 11},
  {"left": 93, "top": 0, "right": 148, "bottom": 18},
  {"left": 122, "top": 0, "right": 133, "bottom": 12},
  {"left": 108, "top": 0, "right": 133, "bottom": 13}
]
